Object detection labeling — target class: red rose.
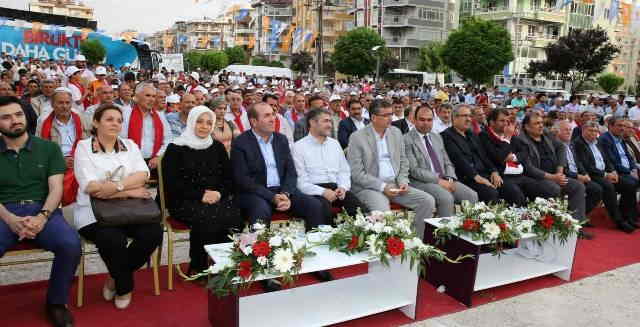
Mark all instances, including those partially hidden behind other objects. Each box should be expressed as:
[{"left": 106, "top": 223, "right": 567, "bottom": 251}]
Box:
[
  {"left": 498, "top": 223, "right": 508, "bottom": 231},
  {"left": 347, "top": 235, "right": 359, "bottom": 250},
  {"left": 462, "top": 219, "right": 479, "bottom": 231},
  {"left": 386, "top": 237, "right": 405, "bottom": 257},
  {"left": 238, "top": 260, "right": 252, "bottom": 279},
  {"left": 252, "top": 241, "right": 271, "bottom": 257},
  {"left": 541, "top": 215, "right": 555, "bottom": 230}
]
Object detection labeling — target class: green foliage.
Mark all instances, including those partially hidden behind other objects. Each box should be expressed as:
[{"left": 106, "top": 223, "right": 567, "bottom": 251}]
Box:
[
  {"left": 251, "top": 56, "right": 286, "bottom": 68},
  {"left": 269, "top": 60, "right": 285, "bottom": 68},
  {"left": 332, "top": 27, "right": 385, "bottom": 77},
  {"left": 597, "top": 73, "right": 625, "bottom": 94},
  {"left": 79, "top": 39, "right": 107, "bottom": 65},
  {"left": 379, "top": 53, "right": 400, "bottom": 76},
  {"left": 290, "top": 51, "right": 314, "bottom": 73},
  {"left": 527, "top": 27, "right": 619, "bottom": 93},
  {"left": 418, "top": 42, "right": 449, "bottom": 73},
  {"left": 184, "top": 51, "right": 204, "bottom": 71},
  {"left": 201, "top": 51, "right": 229, "bottom": 73},
  {"left": 442, "top": 17, "right": 513, "bottom": 86},
  {"left": 224, "top": 46, "right": 248, "bottom": 64}
]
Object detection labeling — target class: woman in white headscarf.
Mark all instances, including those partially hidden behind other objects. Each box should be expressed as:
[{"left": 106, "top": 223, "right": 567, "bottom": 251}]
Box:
[{"left": 161, "top": 106, "right": 242, "bottom": 276}]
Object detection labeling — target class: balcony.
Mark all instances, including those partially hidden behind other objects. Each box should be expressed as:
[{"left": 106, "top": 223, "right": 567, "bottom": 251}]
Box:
[
  {"left": 474, "top": 6, "right": 565, "bottom": 24},
  {"left": 386, "top": 34, "right": 425, "bottom": 48},
  {"left": 524, "top": 34, "right": 559, "bottom": 48},
  {"left": 235, "top": 28, "right": 254, "bottom": 34},
  {"left": 383, "top": 0, "right": 418, "bottom": 7},
  {"left": 383, "top": 15, "right": 411, "bottom": 27}
]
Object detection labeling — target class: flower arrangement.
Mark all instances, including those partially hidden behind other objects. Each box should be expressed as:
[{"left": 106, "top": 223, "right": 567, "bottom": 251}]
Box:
[
  {"left": 188, "top": 222, "right": 310, "bottom": 297},
  {"left": 433, "top": 198, "right": 582, "bottom": 255},
  {"left": 434, "top": 201, "right": 521, "bottom": 254},
  {"left": 313, "top": 210, "right": 464, "bottom": 274},
  {"left": 524, "top": 197, "right": 582, "bottom": 243}
]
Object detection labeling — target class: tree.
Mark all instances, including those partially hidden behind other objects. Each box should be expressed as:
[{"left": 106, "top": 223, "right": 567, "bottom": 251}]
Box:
[
  {"left": 201, "top": 51, "right": 229, "bottom": 73},
  {"left": 79, "top": 39, "right": 107, "bottom": 65},
  {"left": 442, "top": 17, "right": 513, "bottom": 86},
  {"left": 290, "top": 52, "right": 314, "bottom": 73},
  {"left": 332, "top": 27, "right": 385, "bottom": 77},
  {"left": 418, "top": 42, "right": 449, "bottom": 74},
  {"left": 184, "top": 51, "right": 204, "bottom": 71},
  {"left": 379, "top": 52, "right": 400, "bottom": 76},
  {"left": 527, "top": 27, "right": 619, "bottom": 93},
  {"left": 323, "top": 52, "right": 336, "bottom": 78},
  {"left": 225, "top": 46, "right": 248, "bottom": 65},
  {"left": 251, "top": 56, "right": 270, "bottom": 66},
  {"left": 597, "top": 73, "right": 624, "bottom": 94},
  {"left": 269, "top": 61, "right": 285, "bottom": 68}
]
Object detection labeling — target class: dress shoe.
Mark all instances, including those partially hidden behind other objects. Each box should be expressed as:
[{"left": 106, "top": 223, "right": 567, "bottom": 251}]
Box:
[
  {"left": 45, "top": 304, "right": 74, "bottom": 327},
  {"left": 102, "top": 279, "right": 116, "bottom": 301},
  {"left": 114, "top": 293, "right": 132, "bottom": 310},
  {"left": 261, "top": 279, "right": 282, "bottom": 292},
  {"left": 582, "top": 222, "right": 595, "bottom": 228},
  {"left": 313, "top": 270, "right": 334, "bottom": 282},
  {"left": 627, "top": 220, "right": 639, "bottom": 229},
  {"left": 578, "top": 230, "right": 595, "bottom": 240},
  {"left": 617, "top": 222, "right": 635, "bottom": 234}
]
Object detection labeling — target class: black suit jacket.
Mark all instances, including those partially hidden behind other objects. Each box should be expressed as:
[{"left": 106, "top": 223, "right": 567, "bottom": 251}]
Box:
[
  {"left": 337, "top": 117, "right": 370, "bottom": 149},
  {"left": 478, "top": 130, "right": 527, "bottom": 174},
  {"left": 561, "top": 141, "right": 587, "bottom": 178},
  {"left": 599, "top": 131, "right": 634, "bottom": 175},
  {"left": 573, "top": 136, "right": 615, "bottom": 178},
  {"left": 230, "top": 131, "right": 298, "bottom": 202},
  {"left": 392, "top": 118, "right": 410, "bottom": 134},
  {"left": 441, "top": 127, "right": 497, "bottom": 181}
]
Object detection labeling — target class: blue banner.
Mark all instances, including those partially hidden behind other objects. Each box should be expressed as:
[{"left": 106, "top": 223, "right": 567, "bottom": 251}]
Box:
[{"left": 0, "top": 25, "right": 138, "bottom": 67}]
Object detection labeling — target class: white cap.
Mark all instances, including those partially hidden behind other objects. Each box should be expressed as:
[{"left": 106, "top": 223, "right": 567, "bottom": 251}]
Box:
[
  {"left": 190, "top": 72, "right": 200, "bottom": 81},
  {"left": 65, "top": 66, "right": 81, "bottom": 77},
  {"left": 194, "top": 85, "right": 208, "bottom": 94},
  {"left": 512, "top": 88, "right": 518, "bottom": 93},
  {"left": 75, "top": 54, "right": 87, "bottom": 62},
  {"left": 580, "top": 100, "right": 588, "bottom": 105},
  {"left": 313, "top": 88, "right": 321, "bottom": 94},
  {"left": 350, "top": 91, "right": 358, "bottom": 96},
  {"left": 53, "top": 86, "right": 72, "bottom": 95},
  {"left": 329, "top": 94, "right": 341, "bottom": 102},
  {"left": 95, "top": 66, "right": 107, "bottom": 75},
  {"left": 211, "top": 88, "right": 220, "bottom": 94},
  {"left": 204, "top": 83, "right": 211, "bottom": 88},
  {"left": 167, "top": 94, "right": 181, "bottom": 104},
  {"left": 375, "top": 95, "right": 384, "bottom": 99}
]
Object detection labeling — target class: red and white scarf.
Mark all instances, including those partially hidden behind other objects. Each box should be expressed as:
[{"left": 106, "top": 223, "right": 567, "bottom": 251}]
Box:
[{"left": 128, "top": 104, "right": 164, "bottom": 158}]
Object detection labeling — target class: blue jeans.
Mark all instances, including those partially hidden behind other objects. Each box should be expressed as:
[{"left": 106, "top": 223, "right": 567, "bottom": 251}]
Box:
[{"left": 0, "top": 203, "right": 81, "bottom": 305}]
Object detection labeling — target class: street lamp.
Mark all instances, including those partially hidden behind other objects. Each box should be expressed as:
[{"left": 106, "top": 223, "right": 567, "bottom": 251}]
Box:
[{"left": 372, "top": 45, "right": 381, "bottom": 83}]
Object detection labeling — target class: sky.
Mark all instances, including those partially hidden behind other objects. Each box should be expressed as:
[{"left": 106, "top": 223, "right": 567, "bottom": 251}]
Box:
[{"left": 2, "top": 0, "right": 249, "bottom": 34}]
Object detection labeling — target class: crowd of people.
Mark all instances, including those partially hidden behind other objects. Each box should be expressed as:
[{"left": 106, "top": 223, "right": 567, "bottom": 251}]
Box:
[{"left": 1, "top": 53, "right": 640, "bottom": 327}]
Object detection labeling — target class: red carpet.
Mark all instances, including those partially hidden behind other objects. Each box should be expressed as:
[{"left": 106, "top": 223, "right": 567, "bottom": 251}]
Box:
[{"left": 2, "top": 207, "right": 639, "bottom": 327}]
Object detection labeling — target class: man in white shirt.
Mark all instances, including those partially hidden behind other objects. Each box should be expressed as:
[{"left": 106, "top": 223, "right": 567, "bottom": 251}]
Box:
[
  {"left": 432, "top": 103, "right": 453, "bottom": 134},
  {"left": 120, "top": 83, "right": 172, "bottom": 174},
  {"left": 627, "top": 100, "right": 640, "bottom": 122},
  {"left": 224, "top": 90, "right": 250, "bottom": 133},
  {"left": 337, "top": 100, "right": 370, "bottom": 149},
  {"left": 293, "top": 108, "right": 368, "bottom": 220},
  {"left": 84, "top": 85, "right": 116, "bottom": 124}
]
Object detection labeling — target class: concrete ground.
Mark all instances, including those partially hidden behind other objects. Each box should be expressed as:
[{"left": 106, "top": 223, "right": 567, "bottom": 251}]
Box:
[{"left": 405, "top": 263, "right": 640, "bottom": 327}]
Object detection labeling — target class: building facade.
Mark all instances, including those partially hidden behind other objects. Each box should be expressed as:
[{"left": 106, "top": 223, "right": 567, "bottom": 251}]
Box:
[
  {"left": 252, "top": 0, "right": 294, "bottom": 61},
  {"left": 29, "top": 0, "right": 94, "bottom": 20},
  {"left": 462, "top": 0, "right": 639, "bottom": 92},
  {"left": 354, "top": 0, "right": 456, "bottom": 70}
]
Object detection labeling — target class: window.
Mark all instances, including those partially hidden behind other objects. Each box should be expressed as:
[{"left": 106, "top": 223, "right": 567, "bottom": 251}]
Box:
[
  {"left": 528, "top": 25, "right": 536, "bottom": 37},
  {"left": 417, "top": 8, "right": 444, "bottom": 22}
]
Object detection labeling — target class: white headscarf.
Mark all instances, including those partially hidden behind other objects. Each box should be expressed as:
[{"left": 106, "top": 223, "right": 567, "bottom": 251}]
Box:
[{"left": 171, "top": 105, "right": 215, "bottom": 150}]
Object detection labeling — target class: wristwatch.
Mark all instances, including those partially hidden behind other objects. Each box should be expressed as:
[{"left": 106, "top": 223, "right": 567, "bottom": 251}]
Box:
[
  {"left": 116, "top": 182, "right": 124, "bottom": 192},
  {"left": 38, "top": 209, "right": 51, "bottom": 219}
]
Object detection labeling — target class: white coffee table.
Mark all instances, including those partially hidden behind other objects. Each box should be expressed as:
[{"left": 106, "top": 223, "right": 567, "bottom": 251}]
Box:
[
  {"left": 423, "top": 217, "right": 577, "bottom": 307},
  {"left": 205, "top": 241, "right": 419, "bottom": 327}
]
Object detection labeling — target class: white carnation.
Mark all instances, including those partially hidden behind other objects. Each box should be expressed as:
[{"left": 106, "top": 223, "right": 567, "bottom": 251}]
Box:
[
  {"left": 272, "top": 248, "right": 294, "bottom": 273},
  {"left": 241, "top": 245, "right": 252, "bottom": 256},
  {"left": 253, "top": 222, "right": 266, "bottom": 230},
  {"left": 367, "top": 235, "right": 381, "bottom": 255},
  {"left": 382, "top": 226, "right": 394, "bottom": 234},
  {"left": 482, "top": 222, "right": 501, "bottom": 240},
  {"left": 257, "top": 256, "right": 268, "bottom": 266},
  {"left": 479, "top": 212, "right": 495, "bottom": 221},
  {"left": 372, "top": 222, "right": 385, "bottom": 234}
]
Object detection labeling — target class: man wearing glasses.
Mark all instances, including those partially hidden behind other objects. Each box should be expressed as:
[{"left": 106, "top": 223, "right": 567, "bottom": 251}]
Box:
[{"left": 347, "top": 101, "right": 435, "bottom": 238}]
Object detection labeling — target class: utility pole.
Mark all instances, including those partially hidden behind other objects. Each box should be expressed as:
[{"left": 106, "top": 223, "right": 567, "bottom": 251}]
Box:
[{"left": 315, "top": 0, "right": 324, "bottom": 77}]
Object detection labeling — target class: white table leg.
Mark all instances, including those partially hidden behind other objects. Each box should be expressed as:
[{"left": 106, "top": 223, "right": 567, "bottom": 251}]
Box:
[{"left": 368, "top": 258, "right": 419, "bottom": 319}]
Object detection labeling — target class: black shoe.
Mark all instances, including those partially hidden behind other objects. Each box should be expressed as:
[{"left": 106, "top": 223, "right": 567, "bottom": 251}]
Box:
[
  {"left": 627, "top": 220, "right": 639, "bottom": 229},
  {"left": 578, "top": 230, "right": 595, "bottom": 240},
  {"left": 313, "top": 270, "right": 334, "bottom": 282},
  {"left": 45, "top": 304, "right": 74, "bottom": 327},
  {"left": 583, "top": 222, "right": 595, "bottom": 228},
  {"left": 261, "top": 279, "right": 282, "bottom": 293},
  {"left": 617, "top": 222, "right": 635, "bottom": 234}
]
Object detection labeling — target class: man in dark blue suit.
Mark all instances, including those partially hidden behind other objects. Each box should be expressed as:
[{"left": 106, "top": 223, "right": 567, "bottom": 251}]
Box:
[
  {"left": 337, "top": 100, "right": 370, "bottom": 148},
  {"left": 231, "top": 102, "right": 328, "bottom": 229},
  {"left": 598, "top": 117, "right": 640, "bottom": 229},
  {"left": 231, "top": 102, "right": 333, "bottom": 289}
]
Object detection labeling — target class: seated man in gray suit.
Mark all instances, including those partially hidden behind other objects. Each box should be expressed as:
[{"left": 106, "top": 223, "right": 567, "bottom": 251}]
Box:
[
  {"left": 347, "top": 100, "right": 435, "bottom": 238},
  {"left": 404, "top": 104, "right": 478, "bottom": 218}
]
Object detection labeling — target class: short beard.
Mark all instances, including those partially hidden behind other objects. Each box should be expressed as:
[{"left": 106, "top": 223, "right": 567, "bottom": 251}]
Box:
[{"left": 0, "top": 127, "right": 27, "bottom": 139}]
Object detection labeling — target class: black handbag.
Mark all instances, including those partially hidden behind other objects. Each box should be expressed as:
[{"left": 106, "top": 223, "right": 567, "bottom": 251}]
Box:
[{"left": 91, "top": 166, "right": 161, "bottom": 227}]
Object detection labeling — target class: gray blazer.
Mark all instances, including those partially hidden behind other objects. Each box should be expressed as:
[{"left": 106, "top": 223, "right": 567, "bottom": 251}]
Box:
[
  {"left": 347, "top": 125, "right": 410, "bottom": 193},
  {"left": 516, "top": 132, "right": 567, "bottom": 180},
  {"left": 404, "top": 128, "right": 457, "bottom": 184}
]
